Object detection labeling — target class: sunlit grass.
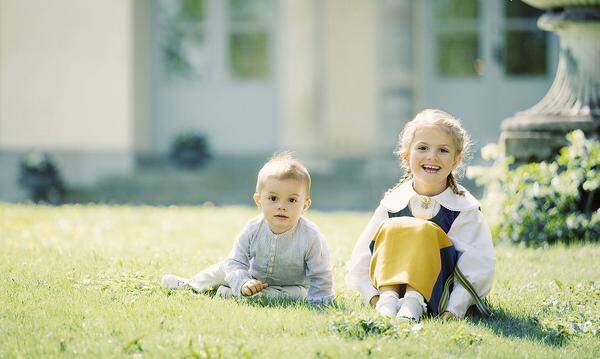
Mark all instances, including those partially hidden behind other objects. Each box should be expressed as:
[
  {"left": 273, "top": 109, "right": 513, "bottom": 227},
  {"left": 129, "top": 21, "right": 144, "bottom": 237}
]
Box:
[{"left": 1, "top": 204, "right": 598, "bottom": 358}]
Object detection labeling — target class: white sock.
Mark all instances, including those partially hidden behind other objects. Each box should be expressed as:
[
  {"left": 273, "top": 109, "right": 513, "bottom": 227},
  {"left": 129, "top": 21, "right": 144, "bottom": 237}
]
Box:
[
  {"left": 161, "top": 274, "right": 189, "bottom": 289},
  {"left": 396, "top": 290, "right": 426, "bottom": 321},
  {"left": 376, "top": 291, "right": 400, "bottom": 318}
]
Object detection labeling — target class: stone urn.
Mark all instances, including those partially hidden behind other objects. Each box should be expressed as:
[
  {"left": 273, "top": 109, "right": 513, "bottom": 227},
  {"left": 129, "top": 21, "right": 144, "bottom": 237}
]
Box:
[{"left": 500, "top": 0, "right": 600, "bottom": 161}]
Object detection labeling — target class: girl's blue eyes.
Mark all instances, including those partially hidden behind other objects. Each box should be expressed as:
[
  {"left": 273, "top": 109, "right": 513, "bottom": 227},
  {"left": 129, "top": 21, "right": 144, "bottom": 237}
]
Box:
[{"left": 416, "top": 146, "right": 449, "bottom": 153}]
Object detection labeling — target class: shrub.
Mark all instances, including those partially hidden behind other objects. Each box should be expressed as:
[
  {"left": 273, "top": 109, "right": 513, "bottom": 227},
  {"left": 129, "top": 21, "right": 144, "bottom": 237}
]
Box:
[
  {"left": 467, "top": 130, "right": 599, "bottom": 246},
  {"left": 18, "top": 152, "right": 65, "bottom": 204},
  {"left": 169, "top": 132, "right": 211, "bottom": 169}
]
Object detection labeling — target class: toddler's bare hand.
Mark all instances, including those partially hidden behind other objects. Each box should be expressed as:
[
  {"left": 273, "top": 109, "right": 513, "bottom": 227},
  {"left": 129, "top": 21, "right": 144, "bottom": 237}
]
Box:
[{"left": 241, "top": 279, "right": 268, "bottom": 296}]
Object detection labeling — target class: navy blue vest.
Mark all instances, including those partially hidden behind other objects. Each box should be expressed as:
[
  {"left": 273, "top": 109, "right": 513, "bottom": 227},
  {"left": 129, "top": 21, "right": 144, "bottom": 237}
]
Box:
[{"left": 388, "top": 205, "right": 461, "bottom": 233}]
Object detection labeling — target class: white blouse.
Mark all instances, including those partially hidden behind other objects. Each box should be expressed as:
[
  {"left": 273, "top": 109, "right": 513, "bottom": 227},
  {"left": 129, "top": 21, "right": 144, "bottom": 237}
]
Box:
[{"left": 345, "top": 180, "right": 495, "bottom": 318}]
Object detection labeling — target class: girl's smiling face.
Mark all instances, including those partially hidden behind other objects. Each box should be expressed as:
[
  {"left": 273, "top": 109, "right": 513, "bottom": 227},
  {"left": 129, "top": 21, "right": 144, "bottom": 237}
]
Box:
[{"left": 405, "top": 124, "right": 460, "bottom": 196}]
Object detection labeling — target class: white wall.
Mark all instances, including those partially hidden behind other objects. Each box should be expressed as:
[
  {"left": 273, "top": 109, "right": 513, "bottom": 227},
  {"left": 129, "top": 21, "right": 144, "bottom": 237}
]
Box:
[
  {"left": 0, "top": 0, "right": 135, "bottom": 152},
  {"left": 321, "top": 0, "right": 378, "bottom": 157},
  {"left": 278, "top": 0, "right": 321, "bottom": 153}
]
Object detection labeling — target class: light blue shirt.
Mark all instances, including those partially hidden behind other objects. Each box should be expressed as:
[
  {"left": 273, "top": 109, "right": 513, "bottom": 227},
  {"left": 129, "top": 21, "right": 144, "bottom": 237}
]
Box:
[{"left": 224, "top": 215, "right": 334, "bottom": 304}]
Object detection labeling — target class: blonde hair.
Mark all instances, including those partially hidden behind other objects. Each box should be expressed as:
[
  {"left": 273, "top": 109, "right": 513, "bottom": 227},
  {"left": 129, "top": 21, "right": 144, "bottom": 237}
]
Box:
[
  {"left": 394, "top": 109, "right": 472, "bottom": 195},
  {"left": 256, "top": 151, "right": 311, "bottom": 197}
]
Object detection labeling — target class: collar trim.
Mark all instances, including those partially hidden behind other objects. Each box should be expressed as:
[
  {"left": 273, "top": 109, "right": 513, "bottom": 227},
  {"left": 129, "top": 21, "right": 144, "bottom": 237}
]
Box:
[{"left": 380, "top": 180, "right": 480, "bottom": 212}]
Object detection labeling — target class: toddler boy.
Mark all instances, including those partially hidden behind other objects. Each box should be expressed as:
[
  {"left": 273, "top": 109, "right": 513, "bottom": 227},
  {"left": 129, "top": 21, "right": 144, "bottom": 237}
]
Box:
[{"left": 162, "top": 152, "right": 334, "bottom": 304}]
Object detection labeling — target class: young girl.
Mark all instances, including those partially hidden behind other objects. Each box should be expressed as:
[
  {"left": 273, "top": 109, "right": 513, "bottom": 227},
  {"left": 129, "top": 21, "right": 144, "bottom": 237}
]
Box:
[{"left": 346, "top": 109, "right": 495, "bottom": 321}]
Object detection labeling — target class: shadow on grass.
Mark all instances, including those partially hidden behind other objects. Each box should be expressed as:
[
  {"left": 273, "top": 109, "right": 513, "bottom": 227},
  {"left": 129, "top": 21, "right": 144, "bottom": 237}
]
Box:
[
  {"left": 162, "top": 286, "right": 353, "bottom": 312},
  {"left": 236, "top": 295, "right": 354, "bottom": 313},
  {"left": 467, "top": 306, "right": 570, "bottom": 347}
]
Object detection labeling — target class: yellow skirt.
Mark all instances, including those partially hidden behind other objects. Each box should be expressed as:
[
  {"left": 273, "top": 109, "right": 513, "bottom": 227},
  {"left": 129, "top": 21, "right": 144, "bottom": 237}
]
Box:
[{"left": 369, "top": 217, "right": 453, "bottom": 301}]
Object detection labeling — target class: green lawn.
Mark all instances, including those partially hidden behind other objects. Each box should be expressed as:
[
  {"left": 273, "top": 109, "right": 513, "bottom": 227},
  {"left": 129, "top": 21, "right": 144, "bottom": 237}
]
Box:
[{"left": 1, "top": 204, "right": 598, "bottom": 358}]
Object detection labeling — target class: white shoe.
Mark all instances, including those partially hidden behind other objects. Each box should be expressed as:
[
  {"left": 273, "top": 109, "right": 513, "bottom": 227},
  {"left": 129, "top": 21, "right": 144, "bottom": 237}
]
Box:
[
  {"left": 396, "top": 295, "right": 426, "bottom": 321},
  {"left": 161, "top": 274, "right": 190, "bottom": 289},
  {"left": 375, "top": 296, "right": 400, "bottom": 318}
]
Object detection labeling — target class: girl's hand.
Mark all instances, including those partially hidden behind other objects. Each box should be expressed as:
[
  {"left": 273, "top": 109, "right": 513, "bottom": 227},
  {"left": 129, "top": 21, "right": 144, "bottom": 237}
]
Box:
[
  {"left": 369, "top": 295, "right": 380, "bottom": 308},
  {"left": 440, "top": 311, "right": 456, "bottom": 320},
  {"left": 241, "top": 279, "right": 268, "bottom": 296}
]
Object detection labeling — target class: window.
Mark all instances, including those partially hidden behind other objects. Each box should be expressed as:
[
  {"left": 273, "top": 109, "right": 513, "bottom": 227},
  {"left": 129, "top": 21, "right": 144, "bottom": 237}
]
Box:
[
  {"left": 227, "top": 0, "right": 273, "bottom": 79},
  {"left": 434, "top": 0, "right": 481, "bottom": 77},
  {"left": 157, "top": 0, "right": 208, "bottom": 78},
  {"left": 503, "top": 1, "right": 547, "bottom": 76}
]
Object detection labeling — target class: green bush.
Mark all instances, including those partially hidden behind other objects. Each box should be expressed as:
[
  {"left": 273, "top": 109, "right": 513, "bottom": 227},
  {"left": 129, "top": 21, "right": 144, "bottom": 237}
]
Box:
[
  {"left": 18, "top": 152, "right": 65, "bottom": 204},
  {"left": 169, "top": 132, "right": 211, "bottom": 169},
  {"left": 468, "top": 130, "right": 599, "bottom": 247}
]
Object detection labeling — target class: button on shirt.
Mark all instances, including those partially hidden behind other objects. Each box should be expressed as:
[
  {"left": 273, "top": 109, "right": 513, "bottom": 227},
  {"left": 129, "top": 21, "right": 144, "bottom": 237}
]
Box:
[{"left": 224, "top": 216, "right": 334, "bottom": 304}]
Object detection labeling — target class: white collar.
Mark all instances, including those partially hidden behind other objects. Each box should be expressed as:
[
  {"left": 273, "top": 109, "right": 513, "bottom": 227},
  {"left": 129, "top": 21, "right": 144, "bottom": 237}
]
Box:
[{"left": 380, "top": 180, "right": 480, "bottom": 212}]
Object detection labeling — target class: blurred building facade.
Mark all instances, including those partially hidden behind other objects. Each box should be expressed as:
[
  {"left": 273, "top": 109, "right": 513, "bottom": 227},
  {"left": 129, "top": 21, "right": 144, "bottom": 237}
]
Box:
[{"left": 0, "top": 0, "right": 557, "bottom": 199}]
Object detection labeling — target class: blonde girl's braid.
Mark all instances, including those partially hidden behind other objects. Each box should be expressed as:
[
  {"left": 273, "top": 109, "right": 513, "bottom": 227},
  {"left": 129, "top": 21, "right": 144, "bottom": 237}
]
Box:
[
  {"left": 447, "top": 173, "right": 465, "bottom": 196},
  {"left": 400, "top": 171, "right": 412, "bottom": 184}
]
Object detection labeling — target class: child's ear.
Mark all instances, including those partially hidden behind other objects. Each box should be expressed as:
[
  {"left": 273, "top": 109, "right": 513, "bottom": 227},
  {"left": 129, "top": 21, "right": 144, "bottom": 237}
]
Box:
[
  {"left": 303, "top": 198, "right": 312, "bottom": 212},
  {"left": 253, "top": 193, "right": 261, "bottom": 208},
  {"left": 401, "top": 152, "right": 409, "bottom": 165}
]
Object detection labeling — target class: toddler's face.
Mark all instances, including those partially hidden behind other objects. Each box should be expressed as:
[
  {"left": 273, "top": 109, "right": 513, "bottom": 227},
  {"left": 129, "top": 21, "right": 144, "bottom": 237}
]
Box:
[
  {"left": 253, "top": 177, "right": 310, "bottom": 234},
  {"left": 406, "top": 125, "right": 459, "bottom": 195}
]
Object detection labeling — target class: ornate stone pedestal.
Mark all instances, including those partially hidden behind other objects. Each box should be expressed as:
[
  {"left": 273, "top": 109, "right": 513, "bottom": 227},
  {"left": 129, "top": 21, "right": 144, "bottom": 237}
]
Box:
[{"left": 501, "top": 2, "right": 600, "bottom": 162}]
